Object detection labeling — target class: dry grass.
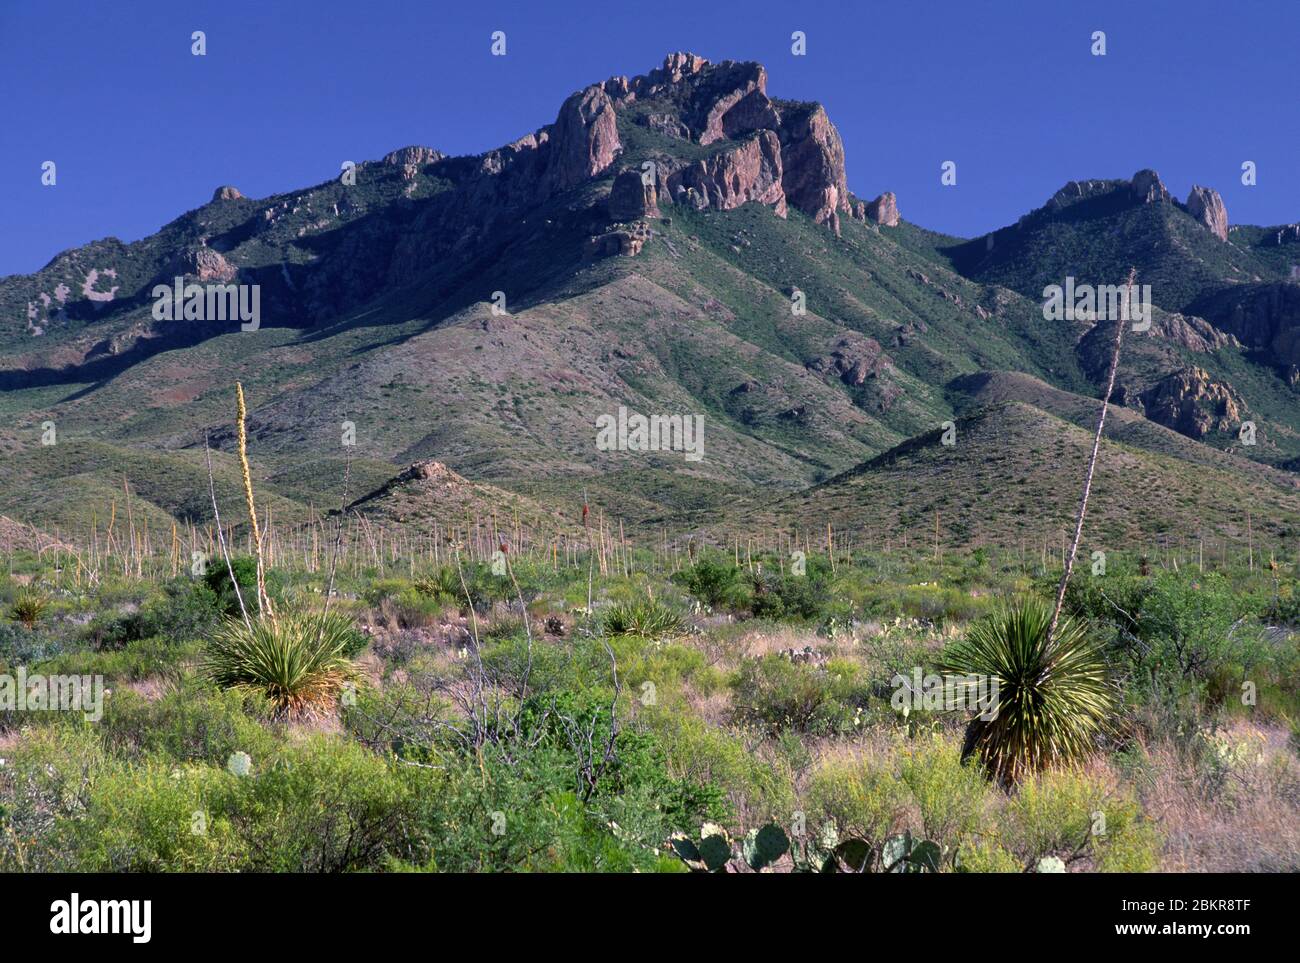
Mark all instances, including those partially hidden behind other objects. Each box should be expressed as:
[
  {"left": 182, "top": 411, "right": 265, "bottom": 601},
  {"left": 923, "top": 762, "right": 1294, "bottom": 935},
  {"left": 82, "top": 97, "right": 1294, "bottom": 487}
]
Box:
[{"left": 1131, "top": 721, "right": 1300, "bottom": 872}]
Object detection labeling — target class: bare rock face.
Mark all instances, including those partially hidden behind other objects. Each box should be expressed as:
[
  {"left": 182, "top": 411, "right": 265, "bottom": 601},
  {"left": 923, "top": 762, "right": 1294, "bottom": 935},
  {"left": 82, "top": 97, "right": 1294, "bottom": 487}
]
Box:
[
  {"left": 586, "top": 221, "right": 651, "bottom": 258},
  {"left": 778, "top": 104, "right": 850, "bottom": 232},
  {"left": 1186, "top": 185, "right": 1229, "bottom": 241},
  {"left": 1139, "top": 366, "right": 1243, "bottom": 438},
  {"left": 608, "top": 169, "right": 658, "bottom": 221},
  {"left": 696, "top": 64, "right": 776, "bottom": 144},
  {"left": 865, "top": 191, "right": 900, "bottom": 227},
  {"left": 212, "top": 185, "right": 243, "bottom": 202},
  {"left": 1153, "top": 311, "right": 1237, "bottom": 353},
  {"left": 1130, "top": 169, "right": 1169, "bottom": 204},
  {"left": 404, "top": 459, "right": 459, "bottom": 484},
  {"left": 642, "top": 112, "right": 691, "bottom": 139},
  {"left": 170, "top": 246, "right": 237, "bottom": 283},
  {"left": 383, "top": 146, "right": 444, "bottom": 180},
  {"left": 546, "top": 85, "right": 621, "bottom": 191},
  {"left": 667, "top": 130, "right": 786, "bottom": 216}
]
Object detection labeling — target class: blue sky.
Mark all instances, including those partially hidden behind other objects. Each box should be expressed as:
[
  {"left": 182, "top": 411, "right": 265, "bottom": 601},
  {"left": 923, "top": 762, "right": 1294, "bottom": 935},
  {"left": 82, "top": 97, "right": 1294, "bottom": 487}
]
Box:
[{"left": 2, "top": 0, "right": 1297, "bottom": 276}]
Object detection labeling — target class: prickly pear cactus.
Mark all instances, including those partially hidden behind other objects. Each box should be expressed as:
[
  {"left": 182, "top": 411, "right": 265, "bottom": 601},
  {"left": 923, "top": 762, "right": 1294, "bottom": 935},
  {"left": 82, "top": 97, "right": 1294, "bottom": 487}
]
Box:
[{"left": 742, "top": 823, "right": 789, "bottom": 871}]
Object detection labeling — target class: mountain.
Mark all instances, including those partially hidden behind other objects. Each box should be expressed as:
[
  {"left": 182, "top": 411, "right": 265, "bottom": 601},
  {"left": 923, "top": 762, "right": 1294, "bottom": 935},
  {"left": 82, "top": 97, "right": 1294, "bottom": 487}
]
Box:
[{"left": 2, "top": 53, "right": 1297, "bottom": 548}]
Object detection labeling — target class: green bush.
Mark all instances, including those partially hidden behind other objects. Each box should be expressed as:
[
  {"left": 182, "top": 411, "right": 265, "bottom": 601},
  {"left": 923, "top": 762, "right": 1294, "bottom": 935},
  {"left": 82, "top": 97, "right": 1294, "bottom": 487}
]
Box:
[
  {"left": 673, "top": 555, "right": 746, "bottom": 610},
  {"left": 731, "top": 655, "right": 862, "bottom": 736},
  {"left": 203, "top": 557, "right": 284, "bottom": 619}
]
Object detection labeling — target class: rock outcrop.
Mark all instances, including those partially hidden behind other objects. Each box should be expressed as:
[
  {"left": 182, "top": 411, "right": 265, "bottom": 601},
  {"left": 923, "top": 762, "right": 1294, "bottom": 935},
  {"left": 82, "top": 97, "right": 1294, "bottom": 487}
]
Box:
[
  {"left": 777, "top": 104, "right": 850, "bottom": 232},
  {"left": 1130, "top": 169, "right": 1169, "bottom": 204},
  {"left": 607, "top": 168, "right": 658, "bottom": 221},
  {"left": 586, "top": 221, "right": 651, "bottom": 258},
  {"left": 545, "top": 85, "right": 621, "bottom": 191},
  {"left": 1186, "top": 185, "right": 1229, "bottom": 240},
  {"left": 383, "top": 146, "right": 445, "bottom": 181},
  {"left": 864, "top": 191, "right": 900, "bottom": 226},
  {"left": 212, "top": 185, "right": 243, "bottom": 202},
  {"left": 1192, "top": 282, "right": 1300, "bottom": 367},
  {"left": 1139, "top": 366, "right": 1243, "bottom": 438},
  {"left": 666, "top": 130, "right": 787, "bottom": 216}
]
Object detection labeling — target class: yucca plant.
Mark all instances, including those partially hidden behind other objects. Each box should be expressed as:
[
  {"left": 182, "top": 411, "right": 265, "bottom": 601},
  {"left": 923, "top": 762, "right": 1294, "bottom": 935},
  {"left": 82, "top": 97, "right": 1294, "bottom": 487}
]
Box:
[
  {"left": 602, "top": 597, "right": 684, "bottom": 639},
  {"left": 413, "top": 566, "right": 462, "bottom": 608},
  {"left": 9, "top": 589, "right": 50, "bottom": 629},
  {"left": 941, "top": 597, "right": 1112, "bottom": 784},
  {"left": 201, "top": 610, "right": 360, "bottom": 718}
]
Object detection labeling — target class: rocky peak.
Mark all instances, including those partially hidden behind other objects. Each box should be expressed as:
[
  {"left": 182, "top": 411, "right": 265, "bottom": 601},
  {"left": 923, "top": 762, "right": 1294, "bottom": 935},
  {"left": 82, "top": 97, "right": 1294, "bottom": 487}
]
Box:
[
  {"left": 776, "top": 104, "right": 850, "bottom": 232},
  {"left": 212, "top": 185, "right": 243, "bottom": 202},
  {"left": 1130, "top": 169, "right": 1169, "bottom": 204},
  {"left": 545, "top": 85, "right": 621, "bottom": 191},
  {"left": 1186, "top": 185, "right": 1229, "bottom": 241},
  {"left": 864, "top": 191, "right": 900, "bottom": 226},
  {"left": 383, "top": 146, "right": 445, "bottom": 180}
]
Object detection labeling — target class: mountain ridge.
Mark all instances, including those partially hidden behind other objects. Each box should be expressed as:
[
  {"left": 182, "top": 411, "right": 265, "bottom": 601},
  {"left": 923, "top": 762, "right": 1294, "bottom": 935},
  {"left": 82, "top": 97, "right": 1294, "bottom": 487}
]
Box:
[{"left": 2, "top": 51, "right": 1298, "bottom": 546}]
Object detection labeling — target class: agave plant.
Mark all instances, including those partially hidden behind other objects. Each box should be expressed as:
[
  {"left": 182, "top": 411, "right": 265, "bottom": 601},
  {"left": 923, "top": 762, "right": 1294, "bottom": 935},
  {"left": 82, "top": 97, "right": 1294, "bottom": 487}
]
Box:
[
  {"left": 941, "top": 596, "right": 1112, "bottom": 783},
  {"left": 202, "top": 611, "right": 361, "bottom": 718}
]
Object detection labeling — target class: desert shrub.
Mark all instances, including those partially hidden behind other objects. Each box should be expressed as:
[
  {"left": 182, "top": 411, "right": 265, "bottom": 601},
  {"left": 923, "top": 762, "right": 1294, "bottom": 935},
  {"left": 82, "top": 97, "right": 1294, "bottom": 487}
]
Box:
[
  {"left": 201, "top": 612, "right": 361, "bottom": 718},
  {"left": 82, "top": 609, "right": 150, "bottom": 651},
  {"left": 34, "top": 635, "right": 198, "bottom": 683},
  {"left": 0, "top": 728, "right": 419, "bottom": 872},
  {"left": 748, "top": 569, "right": 832, "bottom": 621},
  {"left": 999, "top": 767, "right": 1159, "bottom": 872},
  {"left": 396, "top": 689, "right": 720, "bottom": 872},
  {"left": 643, "top": 710, "right": 796, "bottom": 827},
  {"left": 0, "top": 623, "right": 61, "bottom": 673},
  {"left": 146, "top": 579, "right": 224, "bottom": 643},
  {"left": 731, "top": 655, "right": 861, "bottom": 736},
  {"left": 101, "top": 686, "right": 279, "bottom": 766},
  {"left": 202, "top": 556, "right": 284, "bottom": 619},
  {"left": 940, "top": 597, "right": 1112, "bottom": 782},
  {"left": 1132, "top": 572, "right": 1264, "bottom": 696},
  {"left": 954, "top": 838, "right": 1022, "bottom": 873},
  {"left": 673, "top": 554, "right": 746, "bottom": 610},
  {"left": 615, "top": 640, "right": 724, "bottom": 703},
  {"left": 218, "top": 736, "right": 419, "bottom": 872},
  {"left": 898, "top": 734, "right": 991, "bottom": 844},
  {"left": 805, "top": 751, "right": 910, "bottom": 845},
  {"left": 603, "top": 597, "right": 684, "bottom": 638}
]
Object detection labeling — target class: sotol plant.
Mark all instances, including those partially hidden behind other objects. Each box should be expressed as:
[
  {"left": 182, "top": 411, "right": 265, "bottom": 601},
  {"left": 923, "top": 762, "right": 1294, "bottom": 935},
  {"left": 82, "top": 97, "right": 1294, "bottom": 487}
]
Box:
[
  {"left": 942, "top": 597, "right": 1112, "bottom": 783},
  {"left": 202, "top": 611, "right": 361, "bottom": 718},
  {"left": 9, "top": 590, "right": 50, "bottom": 629}
]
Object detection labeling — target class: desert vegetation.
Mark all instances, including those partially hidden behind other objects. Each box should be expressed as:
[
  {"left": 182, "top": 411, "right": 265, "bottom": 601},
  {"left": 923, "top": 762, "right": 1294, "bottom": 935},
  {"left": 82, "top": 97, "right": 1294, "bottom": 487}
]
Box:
[{"left": 1, "top": 527, "right": 1295, "bottom": 872}]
